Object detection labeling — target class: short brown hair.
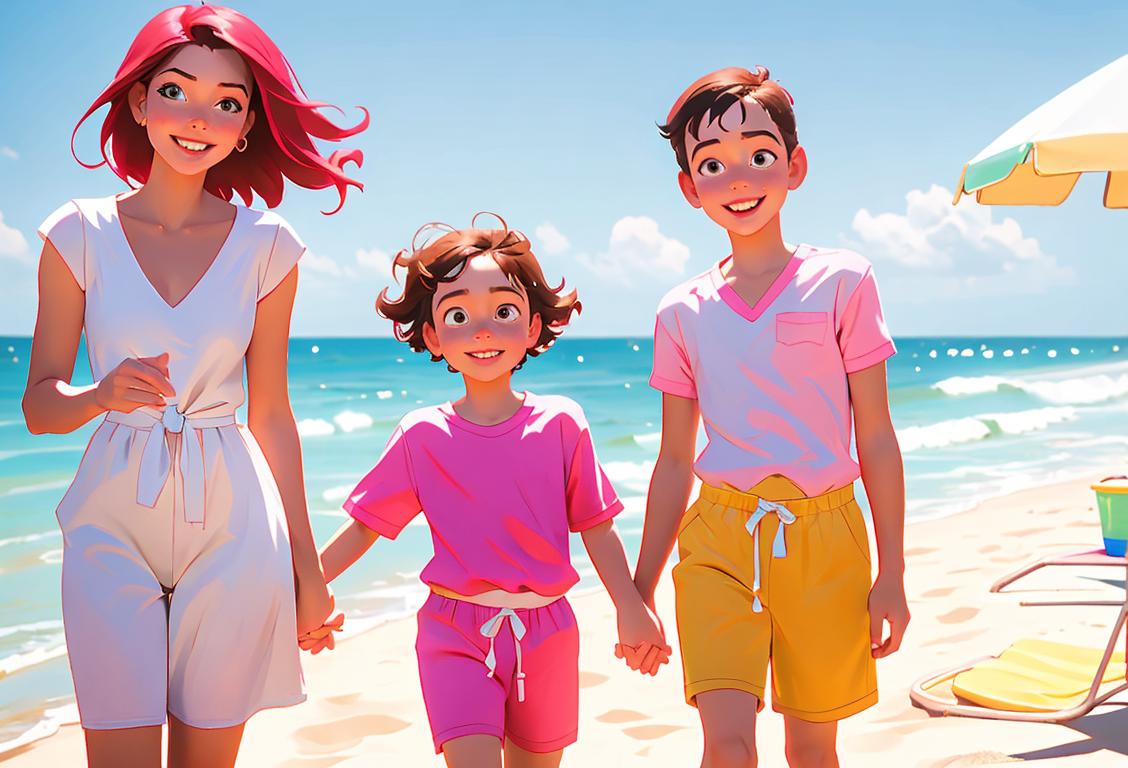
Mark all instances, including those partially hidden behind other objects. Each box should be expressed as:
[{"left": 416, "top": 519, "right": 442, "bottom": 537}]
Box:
[
  {"left": 376, "top": 216, "right": 581, "bottom": 369},
  {"left": 659, "top": 66, "right": 798, "bottom": 176}
]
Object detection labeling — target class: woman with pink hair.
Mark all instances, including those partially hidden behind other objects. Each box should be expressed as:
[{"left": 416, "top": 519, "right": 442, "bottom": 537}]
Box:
[{"left": 20, "top": 5, "right": 367, "bottom": 766}]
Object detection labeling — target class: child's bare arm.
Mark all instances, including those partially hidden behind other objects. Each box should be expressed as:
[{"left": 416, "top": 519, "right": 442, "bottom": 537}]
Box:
[
  {"left": 319, "top": 518, "right": 380, "bottom": 584},
  {"left": 581, "top": 519, "right": 668, "bottom": 672},
  {"left": 849, "top": 361, "right": 910, "bottom": 657},
  {"left": 580, "top": 519, "right": 641, "bottom": 610},
  {"left": 633, "top": 394, "right": 699, "bottom": 606}
]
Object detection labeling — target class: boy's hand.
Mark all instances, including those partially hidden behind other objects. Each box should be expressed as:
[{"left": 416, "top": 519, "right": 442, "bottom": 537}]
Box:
[
  {"left": 614, "top": 601, "right": 671, "bottom": 675},
  {"left": 868, "top": 571, "right": 910, "bottom": 658}
]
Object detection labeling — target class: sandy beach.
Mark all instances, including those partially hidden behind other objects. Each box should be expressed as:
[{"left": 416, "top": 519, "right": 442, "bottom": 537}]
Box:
[{"left": 2, "top": 472, "right": 1127, "bottom": 767}]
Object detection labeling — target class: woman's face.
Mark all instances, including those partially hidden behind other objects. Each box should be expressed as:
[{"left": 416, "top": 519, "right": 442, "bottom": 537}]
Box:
[
  {"left": 130, "top": 43, "right": 256, "bottom": 178},
  {"left": 423, "top": 255, "right": 543, "bottom": 383}
]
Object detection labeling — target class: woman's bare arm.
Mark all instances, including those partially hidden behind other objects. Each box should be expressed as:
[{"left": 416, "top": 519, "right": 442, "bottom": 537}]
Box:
[{"left": 245, "top": 267, "right": 332, "bottom": 634}]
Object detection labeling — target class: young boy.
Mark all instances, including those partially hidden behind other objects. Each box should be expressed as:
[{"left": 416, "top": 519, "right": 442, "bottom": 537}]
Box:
[{"left": 632, "top": 66, "right": 910, "bottom": 767}]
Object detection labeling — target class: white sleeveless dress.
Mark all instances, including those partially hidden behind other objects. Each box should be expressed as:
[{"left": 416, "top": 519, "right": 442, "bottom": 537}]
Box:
[{"left": 38, "top": 194, "right": 307, "bottom": 729}]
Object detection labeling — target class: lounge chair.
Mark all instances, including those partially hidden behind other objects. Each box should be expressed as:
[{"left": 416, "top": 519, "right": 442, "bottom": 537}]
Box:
[{"left": 910, "top": 550, "right": 1128, "bottom": 723}]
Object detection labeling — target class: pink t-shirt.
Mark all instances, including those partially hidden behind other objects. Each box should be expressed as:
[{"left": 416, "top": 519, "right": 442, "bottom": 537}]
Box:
[
  {"left": 344, "top": 392, "right": 623, "bottom": 596},
  {"left": 650, "top": 245, "right": 896, "bottom": 497}
]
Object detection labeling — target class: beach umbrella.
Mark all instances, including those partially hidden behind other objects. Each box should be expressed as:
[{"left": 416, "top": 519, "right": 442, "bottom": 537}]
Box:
[{"left": 953, "top": 54, "right": 1128, "bottom": 208}]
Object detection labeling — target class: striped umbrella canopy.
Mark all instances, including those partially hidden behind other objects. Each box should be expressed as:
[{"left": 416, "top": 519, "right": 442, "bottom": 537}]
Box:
[{"left": 954, "top": 54, "right": 1128, "bottom": 208}]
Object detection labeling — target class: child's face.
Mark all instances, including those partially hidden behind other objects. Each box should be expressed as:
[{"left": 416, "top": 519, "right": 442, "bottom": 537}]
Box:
[
  {"left": 129, "top": 43, "right": 256, "bottom": 178},
  {"left": 678, "top": 97, "right": 807, "bottom": 237},
  {"left": 423, "top": 255, "right": 543, "bottom": 383}
]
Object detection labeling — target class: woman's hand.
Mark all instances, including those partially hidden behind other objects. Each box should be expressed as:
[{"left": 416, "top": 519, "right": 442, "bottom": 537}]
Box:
[
  {"left": 295, "top": 573, "right": 338, "bottom": 636},
  {"left": 296, "top": 577, "right": 344, "bottom": 654},
  {"left": 94, "top": 352, "right": 175, "bottom": 413},
  {"left": 298, "top": 612, "right": 345, "bottom": 655}
]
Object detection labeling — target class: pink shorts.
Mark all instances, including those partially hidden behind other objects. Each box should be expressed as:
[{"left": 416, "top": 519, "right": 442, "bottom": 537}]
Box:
[{"left": 416, "top": 591, "right": 579, "bottom": 754}]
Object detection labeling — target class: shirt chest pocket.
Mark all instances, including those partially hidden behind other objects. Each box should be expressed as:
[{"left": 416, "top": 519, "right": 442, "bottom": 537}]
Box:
[{"left": 775, "top": 312, "right": 829, "bottom": 346}]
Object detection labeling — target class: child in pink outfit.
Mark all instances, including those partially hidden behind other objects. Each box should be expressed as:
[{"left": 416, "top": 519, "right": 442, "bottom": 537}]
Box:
[{"left": 309, "top": 217, "right": 667, "bottom": 765}]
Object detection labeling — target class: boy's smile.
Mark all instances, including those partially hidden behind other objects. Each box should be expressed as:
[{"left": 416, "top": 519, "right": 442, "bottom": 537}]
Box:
[{"left": 678, "top": 96, "right": 806, "bottom": 236}]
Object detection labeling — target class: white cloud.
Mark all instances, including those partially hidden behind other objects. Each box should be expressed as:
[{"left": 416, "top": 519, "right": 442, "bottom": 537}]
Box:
[
  {"left": 356, "top": 247, "right": 393, "bottom": 278},
  {"left": 535, "top": 223, "right": 570, "bottom": 255},
  {"left": 578, "top": 216, "right": 690, "bottom": 283},
  {"left": 0, "top": 211, "right": 29, "bottom": 261},
  {"left": 301, "top": 251, "right": 347, "bottom": 277},
  {"left": 850, "top": 184, "right": 1072, "bottom": 295},
  {"left": 0, "top": 147, "right": 17, "bottom": 160}
]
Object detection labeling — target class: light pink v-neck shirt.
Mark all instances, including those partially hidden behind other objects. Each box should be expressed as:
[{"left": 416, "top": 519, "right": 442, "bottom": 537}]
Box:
[{"left": 650, "top": 245, "right": 895, "bottom": 497}]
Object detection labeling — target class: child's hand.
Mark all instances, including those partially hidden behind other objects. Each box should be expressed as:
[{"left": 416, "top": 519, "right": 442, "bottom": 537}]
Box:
[
  {"left": 299, "top": 612, "right": 345, "bottom": 654},
  {"left": 868, "top": 571, "right": 910, "bottom": 658},
  {"left": 615, "top": 600, "right": 671, "bottom": 675}
]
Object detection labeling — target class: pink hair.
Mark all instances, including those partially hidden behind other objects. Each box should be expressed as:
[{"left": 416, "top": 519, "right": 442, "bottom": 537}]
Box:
[{"left": 72, "top": 4, "right": 368, "bottom": 214}]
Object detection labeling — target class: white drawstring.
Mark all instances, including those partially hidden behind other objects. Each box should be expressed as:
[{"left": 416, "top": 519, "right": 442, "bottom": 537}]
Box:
[
  {"left": 744, "top": 499, "right": 797, "bottom": 613},
  {"left": 479, "top": 608, "right": 529, "bottom": 702}
]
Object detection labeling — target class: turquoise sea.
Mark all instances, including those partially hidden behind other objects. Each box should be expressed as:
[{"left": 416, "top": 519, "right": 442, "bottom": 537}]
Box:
[{"left": 0, "top": 334, "right": 1126, "bottom": 746}]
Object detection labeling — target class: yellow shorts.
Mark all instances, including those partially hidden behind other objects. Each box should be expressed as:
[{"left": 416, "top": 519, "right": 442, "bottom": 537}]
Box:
[{"left": 672, "top": 476, "right": 877, "bottom": 722}]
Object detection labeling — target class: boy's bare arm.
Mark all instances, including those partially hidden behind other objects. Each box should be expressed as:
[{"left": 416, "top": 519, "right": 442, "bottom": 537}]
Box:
[
  {"left": 849, "top": 362, "right": 905, "bottom": 575},
  {"left": 633, "top": 393, "right": 699, "bottom": 605},
  {"left": 849, "top": 361, "right": 910, "bottom": 657}
]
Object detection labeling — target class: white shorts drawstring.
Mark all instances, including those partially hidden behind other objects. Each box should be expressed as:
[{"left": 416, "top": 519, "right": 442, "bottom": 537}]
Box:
[
  {"left": 744, "top": 498, "right": 797, "bottom": 613},
  {"left": 479, "top": 608, "right": 529, "bottom": 702}
]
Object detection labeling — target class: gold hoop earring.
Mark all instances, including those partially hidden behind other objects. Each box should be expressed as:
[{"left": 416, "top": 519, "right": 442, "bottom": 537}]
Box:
[{"left": 236, "top": 137, "right": 248, "bottom": 153}]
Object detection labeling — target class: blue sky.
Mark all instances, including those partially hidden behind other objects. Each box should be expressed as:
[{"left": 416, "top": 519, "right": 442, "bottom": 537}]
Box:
[{"left": 1, "top": 0, "right": 1125, "bottom": 337}]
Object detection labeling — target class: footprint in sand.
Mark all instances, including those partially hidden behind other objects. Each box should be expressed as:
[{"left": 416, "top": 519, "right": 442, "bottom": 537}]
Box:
[
  {"left": 923, "top": 628, "right": 987, "bottom": 647},
  {"left": 905, "top": 547, "right": 938, "bottom": 557},
  {"left": 623, "top": 724, "right": 685, "bottom": 740},
  {"left": 977, "top": 544, "right": 1001, "bottom": 553},
  {"left": 937, "top": 607, "right": 980, "bottom": 625},
  {"left": 1006, "top": 526, "right": 1053, "bottom": 537},
  {"left": 279, "top": 759, "right": 348, "bottom": 768},
  {"left": 597, "top": 709, "right": 650, "bottom": 724},
  {"left": 922, "top": 587, "right": 957, "bottom": 598},
  {"left": 279, "top": 758, "right": 349, "bottom": 768},
  {"left": 580, "top": 671, "right": 610, "bottom": 688},
  {"left": 636, "top": 746, "right": 652, "bottom": 757},
  {"left": 990, "top": 554, "right": 1032, "bottom": 564},
  {"left": 293, "top": 713, "right": 411, "bottom": 754},
  {"left": 324, "top": 692, "right": 362, "bottom": 706}
]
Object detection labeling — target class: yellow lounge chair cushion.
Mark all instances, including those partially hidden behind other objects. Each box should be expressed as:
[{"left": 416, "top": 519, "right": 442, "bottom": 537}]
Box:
[{"left": 952, "top": 638, "right": 1127, "bottom": 712}]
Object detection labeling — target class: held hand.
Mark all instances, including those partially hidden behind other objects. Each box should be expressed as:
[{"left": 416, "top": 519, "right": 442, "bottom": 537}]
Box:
[
  {"left": 614, "top": 600, "right": 671, "bottom": 676},
  {"left": 868, "top": 571, "right": 910, "bottom": 659},
  {"left": 298, "top": 612, "right": 345, "bottom": 655},
  {"left": 295, "top": 576, "right": 337, "bottom": 637},
  {"left": 94, "top": 352, "right": 175, "bottom": 413}
]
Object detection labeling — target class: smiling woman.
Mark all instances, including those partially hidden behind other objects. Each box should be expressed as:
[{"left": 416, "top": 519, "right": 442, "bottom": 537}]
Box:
[
  {"left": 21, "top": 5, "right": 369, "bottom": 768},
  {"left": 73, "top": 4, "right": 367, "bottom": 212}
]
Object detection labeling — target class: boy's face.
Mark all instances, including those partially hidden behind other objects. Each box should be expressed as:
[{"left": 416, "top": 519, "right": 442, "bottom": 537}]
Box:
[
  {"left": 678, "top": 97, "right": 807, "bottom": 237},
  {"left": 422, "top": 255, "right": 542, "bottom": 383}
]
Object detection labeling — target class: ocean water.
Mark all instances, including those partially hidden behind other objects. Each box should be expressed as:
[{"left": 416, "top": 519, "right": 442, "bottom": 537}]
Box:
[{"left": 0, "top": 334, "right": 1126, "bottom": 745}]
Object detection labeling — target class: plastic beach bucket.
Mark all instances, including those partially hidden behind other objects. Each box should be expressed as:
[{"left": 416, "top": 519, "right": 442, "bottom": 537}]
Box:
[{"left": 1092, "top": 476, "right": 1128, "bottom": 557}]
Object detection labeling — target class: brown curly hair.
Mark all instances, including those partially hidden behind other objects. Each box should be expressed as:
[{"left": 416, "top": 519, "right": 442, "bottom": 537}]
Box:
[
  {"left": 659, "top": 66, "right": 798, "bottom": 176},
  {"left": 376, "top": 214, "right": 581, "bottom": 370}
]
